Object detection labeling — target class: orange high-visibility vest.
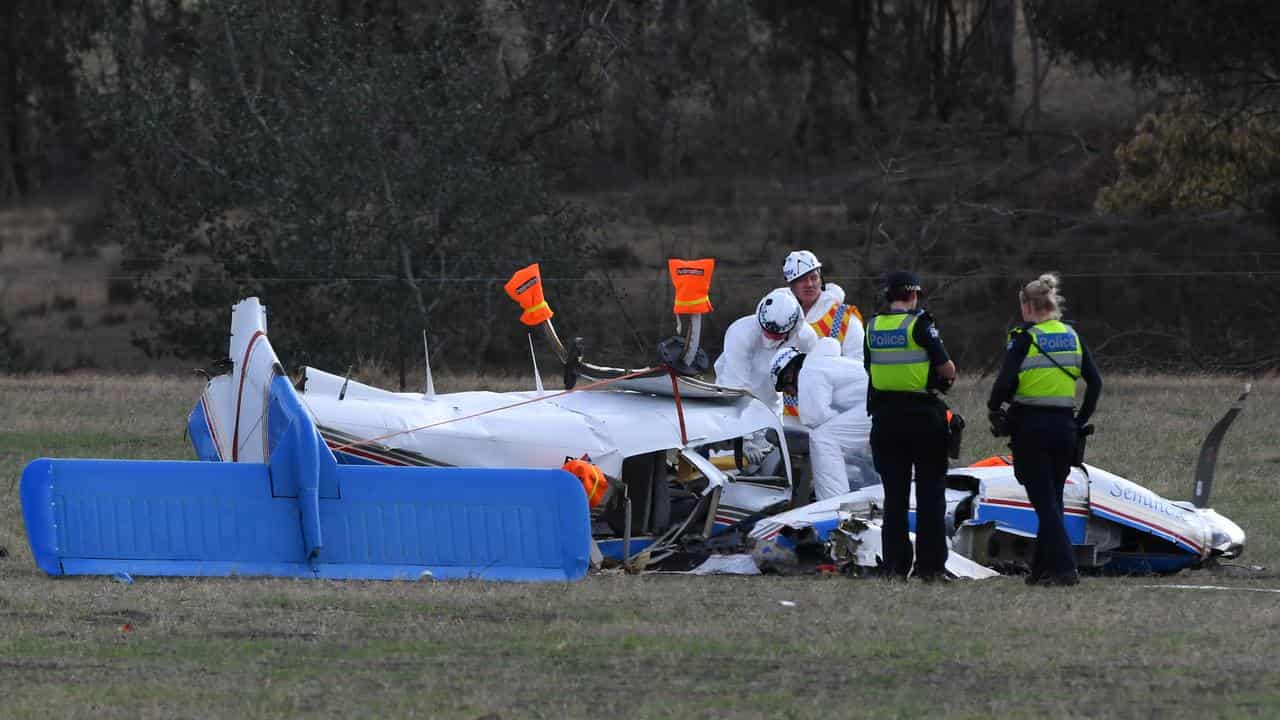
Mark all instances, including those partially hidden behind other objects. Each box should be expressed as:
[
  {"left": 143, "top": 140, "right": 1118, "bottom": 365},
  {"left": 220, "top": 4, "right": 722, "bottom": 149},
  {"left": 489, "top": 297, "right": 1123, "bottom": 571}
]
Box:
[
  {"left": 504, "top": 263, "right": 554, "bottom": 326},
  {"left": 812, "top": 303, "right": 862, "bottom": 344},
  {"left": 562, "top": 457, "right": 609, "bottom": 509},
  {"left": 668, "top": 258, "right": 714, "bottom": 314}
]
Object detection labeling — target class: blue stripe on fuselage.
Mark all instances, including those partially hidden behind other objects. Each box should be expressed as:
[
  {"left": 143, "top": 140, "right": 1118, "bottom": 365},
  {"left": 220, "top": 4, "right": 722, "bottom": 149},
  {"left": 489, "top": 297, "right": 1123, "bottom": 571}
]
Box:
[{"left": 187, "top": 399, "right": 222, "bottom": 461}]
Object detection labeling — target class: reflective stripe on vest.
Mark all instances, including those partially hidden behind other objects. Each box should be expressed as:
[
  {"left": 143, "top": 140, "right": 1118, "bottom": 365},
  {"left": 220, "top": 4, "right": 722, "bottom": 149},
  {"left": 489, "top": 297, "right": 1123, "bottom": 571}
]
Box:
[
  {"left": 669, "top": 258, "right": 715, "bottom": 314},
  {"left": 867, "top": 312, "right": 929, "bottom": 392},
  {"left": 812, "top": 303, "right": 862, "bottom": 344},
  {"left": 504, "top": 263, "right": 554, "bottom": 326},
  {"left": 782, "top": 391, "right": 799, "bottom": 417},
  {"left": 1014, "top": 320, "right": 1082, "bottom": 408}
]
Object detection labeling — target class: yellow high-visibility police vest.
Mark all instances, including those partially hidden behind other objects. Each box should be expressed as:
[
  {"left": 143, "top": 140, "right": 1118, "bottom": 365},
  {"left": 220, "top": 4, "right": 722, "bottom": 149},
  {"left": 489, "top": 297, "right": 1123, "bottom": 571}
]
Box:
[
  {"left": 1013, "top": 320, "right": 1082, "bottom": 407},
  {"left": 866, "top": 312, "right": 929, "bottom": 392}
]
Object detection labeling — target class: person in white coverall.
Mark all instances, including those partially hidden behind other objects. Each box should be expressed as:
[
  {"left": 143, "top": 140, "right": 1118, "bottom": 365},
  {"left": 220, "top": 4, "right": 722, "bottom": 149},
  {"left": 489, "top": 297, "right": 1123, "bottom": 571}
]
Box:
[
  {"left": 713, "top": 288, "right": 819, "bottom": 414},
  {"left": 714, "top": 289, "right": 819, "bottom": 463},
  {"left": 770, "top": 341, "right": 873, "bottom": 500},
  {"left": 776, "top": 250, "right": 865, "bottom": 424},
  {"left": 780, "top": 250, "right": 864, "bottom": 362}
]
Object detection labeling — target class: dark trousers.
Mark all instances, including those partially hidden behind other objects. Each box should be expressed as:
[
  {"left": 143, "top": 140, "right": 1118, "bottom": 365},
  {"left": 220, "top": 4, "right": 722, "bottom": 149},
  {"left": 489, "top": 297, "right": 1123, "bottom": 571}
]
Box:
[
  {"left": 871, "top": 400, "right": 950, "bottom": 577},
  {"left": 1010, "top": 406, "right": 1079, "bottom": 579}
]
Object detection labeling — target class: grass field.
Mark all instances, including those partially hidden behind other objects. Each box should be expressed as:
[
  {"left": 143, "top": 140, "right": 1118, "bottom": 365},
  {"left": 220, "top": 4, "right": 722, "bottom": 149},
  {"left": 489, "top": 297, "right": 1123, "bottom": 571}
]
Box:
[{"left": 2, "top": 373, "right": 1279, "bottom": 719}]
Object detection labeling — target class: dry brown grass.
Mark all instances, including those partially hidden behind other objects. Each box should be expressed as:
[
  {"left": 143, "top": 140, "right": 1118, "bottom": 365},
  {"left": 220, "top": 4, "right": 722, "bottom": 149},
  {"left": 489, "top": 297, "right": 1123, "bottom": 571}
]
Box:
[{"left": 2, "top": 373, "right": 1279, "bottom": 719}]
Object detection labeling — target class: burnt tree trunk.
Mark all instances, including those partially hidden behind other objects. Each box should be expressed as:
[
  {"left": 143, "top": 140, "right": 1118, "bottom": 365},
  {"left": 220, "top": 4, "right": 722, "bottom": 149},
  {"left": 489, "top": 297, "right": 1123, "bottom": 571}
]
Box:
[
  {"left": 985, "top": 0, "right": 1017, "bottom": 124},
  {"left": 1022, "top": 0, "right": 1043, "bottom": 160},
  {"left": 851, "top": 0, "right": 877, "bottom": 121},
  {"left": 0, "top": 2, "right": 27, "bottom": 199}
]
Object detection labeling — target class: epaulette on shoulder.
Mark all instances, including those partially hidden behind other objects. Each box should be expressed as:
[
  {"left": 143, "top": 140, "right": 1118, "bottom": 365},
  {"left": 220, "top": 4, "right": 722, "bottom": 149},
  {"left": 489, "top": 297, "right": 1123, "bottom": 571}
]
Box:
[{"left": 1006, "top": 324, "right": 1033, "bottom": 342}]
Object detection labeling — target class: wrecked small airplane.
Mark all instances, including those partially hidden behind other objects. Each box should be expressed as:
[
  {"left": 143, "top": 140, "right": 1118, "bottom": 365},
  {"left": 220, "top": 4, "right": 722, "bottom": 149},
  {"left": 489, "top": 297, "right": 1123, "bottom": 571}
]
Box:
[
  {"left": 21, "top": 259, "right": 1248, "bottom": 581},
  {"left": 189, "top": 262, "right": 1248, "bottom": 578}
]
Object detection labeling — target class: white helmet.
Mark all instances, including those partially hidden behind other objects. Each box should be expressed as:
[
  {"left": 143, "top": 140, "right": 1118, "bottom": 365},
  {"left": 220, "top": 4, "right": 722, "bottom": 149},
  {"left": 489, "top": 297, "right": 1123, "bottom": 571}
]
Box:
[
  {"left": 756, "top": 289, "right": 802, "bottom": 336},
  {"left": 769, "top": 345, "right": 803, "bottom": 390},
  {"left": 782, "top": 250, "right": 822, "bottom": 284}
]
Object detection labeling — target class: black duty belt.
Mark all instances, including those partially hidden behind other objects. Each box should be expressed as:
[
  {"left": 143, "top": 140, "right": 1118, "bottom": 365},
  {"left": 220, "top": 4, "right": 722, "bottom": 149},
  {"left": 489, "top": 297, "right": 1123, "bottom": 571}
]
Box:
[
  {"left": 874, "top": 390, "right": 940, "bottom": 403},
  {"left": 1010, "top": 403, "right": 1073, "bottom": 415}
]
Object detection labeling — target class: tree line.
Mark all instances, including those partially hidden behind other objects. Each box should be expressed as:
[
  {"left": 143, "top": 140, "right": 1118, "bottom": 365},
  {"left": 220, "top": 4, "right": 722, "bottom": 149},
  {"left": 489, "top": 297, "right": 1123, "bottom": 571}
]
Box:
[{"left": 1, "top": 1, "right": 1278, "bottom": 374}]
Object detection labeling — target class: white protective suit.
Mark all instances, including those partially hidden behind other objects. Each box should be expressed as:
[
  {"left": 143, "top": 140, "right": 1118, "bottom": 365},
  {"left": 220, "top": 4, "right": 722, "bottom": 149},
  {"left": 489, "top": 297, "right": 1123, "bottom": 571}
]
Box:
[
  {"left": 795, "top": 342, "right": 873, "bottom": 500},
  {"left": 779, "top": 282, "right": 865, "bottom": 363},
  {"left": 714, "top": 315, "right": 819, "bottom": 414}
]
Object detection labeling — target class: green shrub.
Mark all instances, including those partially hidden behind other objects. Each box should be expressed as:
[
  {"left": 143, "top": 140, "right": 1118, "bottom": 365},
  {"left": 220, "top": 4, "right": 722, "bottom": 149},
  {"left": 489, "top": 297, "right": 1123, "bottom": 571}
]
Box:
[{"left": 1098, "top": 100, "right": 1280, "bottom": 213}]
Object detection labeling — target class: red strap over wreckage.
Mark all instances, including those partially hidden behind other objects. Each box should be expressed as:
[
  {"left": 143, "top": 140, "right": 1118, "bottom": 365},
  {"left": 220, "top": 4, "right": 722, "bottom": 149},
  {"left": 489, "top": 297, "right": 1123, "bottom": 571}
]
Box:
[
  {"left": 668, "top": 258, "right": 715, "bottom": 315},
  {"left": 325, "top": 366, "right": 663, "bottom": 502},
  {"left": 504, "top": 263, "right": 554, "bottom": 326},
  {"left": 327, "top": 366, "right": 660, "bottom": 455}
]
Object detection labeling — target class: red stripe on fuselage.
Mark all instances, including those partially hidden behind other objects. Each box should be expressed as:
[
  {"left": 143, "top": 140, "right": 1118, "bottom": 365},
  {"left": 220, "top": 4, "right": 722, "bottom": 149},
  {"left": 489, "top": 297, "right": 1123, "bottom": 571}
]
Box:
[
  {"left": 326, "top": 441, "right": 409, "bottom": 466},
  {"left": 1091, "top": 501, "right": 1204, "bottom": 555},
  {"left": 980, "top": 497, "right": 1089, "bottom": 516},
  {"left": 231, "top": 330, "right": 266, "bottom": 462}
]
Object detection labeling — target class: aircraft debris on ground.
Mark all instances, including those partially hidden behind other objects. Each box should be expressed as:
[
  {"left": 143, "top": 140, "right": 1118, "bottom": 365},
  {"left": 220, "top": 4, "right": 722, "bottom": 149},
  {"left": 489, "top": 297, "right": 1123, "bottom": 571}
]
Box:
[{"left": 19, "top": 260, "right": 1250, "bottom": 582}]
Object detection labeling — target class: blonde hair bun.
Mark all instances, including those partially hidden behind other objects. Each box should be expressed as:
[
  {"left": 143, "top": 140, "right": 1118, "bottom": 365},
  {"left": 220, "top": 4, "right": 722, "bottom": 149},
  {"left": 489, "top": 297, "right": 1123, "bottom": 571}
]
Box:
[{"left": 1021, "top": 272, "right": 1064, "bottom": 318}]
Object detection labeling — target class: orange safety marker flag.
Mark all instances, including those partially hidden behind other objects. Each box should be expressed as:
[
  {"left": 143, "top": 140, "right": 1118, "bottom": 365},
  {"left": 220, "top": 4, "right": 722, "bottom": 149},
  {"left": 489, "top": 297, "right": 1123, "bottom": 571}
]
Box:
[
  {"left": 504, "top": 263, "right": 554, "bottom": 326},
  {"left": 668, "top": 258, "right": 714, "bottom": 314},
  {"left": 562, "top": 455, "right": 609, "bottom": 509}
]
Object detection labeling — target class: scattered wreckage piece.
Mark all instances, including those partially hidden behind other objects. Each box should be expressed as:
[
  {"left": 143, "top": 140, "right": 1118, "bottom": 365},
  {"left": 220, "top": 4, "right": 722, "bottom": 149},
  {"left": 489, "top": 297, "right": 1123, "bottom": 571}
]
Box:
[
  {"left": 22, "top": 352, "right": 592, "bottom": 583},
  {"left": 748, "top": 488, "right": 998, "bottom": 579}
]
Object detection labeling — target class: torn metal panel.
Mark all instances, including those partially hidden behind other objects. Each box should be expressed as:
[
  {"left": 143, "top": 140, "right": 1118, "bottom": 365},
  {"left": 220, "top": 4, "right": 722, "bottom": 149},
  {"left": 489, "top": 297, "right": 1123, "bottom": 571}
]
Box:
[{"left": 686, "top": 554, "right": 761, "bottom": 575}]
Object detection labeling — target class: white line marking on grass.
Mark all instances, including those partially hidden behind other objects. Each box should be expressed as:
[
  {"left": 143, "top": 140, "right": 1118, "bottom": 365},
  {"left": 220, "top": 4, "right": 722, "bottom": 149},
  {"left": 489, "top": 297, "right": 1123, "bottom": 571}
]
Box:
[{"left": 1142, "top": 584, "right": 1280, "bottom": 594}]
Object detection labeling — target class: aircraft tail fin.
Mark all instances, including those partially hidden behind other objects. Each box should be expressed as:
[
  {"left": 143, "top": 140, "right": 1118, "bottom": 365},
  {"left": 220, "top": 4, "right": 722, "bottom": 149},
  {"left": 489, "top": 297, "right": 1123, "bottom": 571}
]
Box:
[
  {"left": 188, "top": 297, "right": 287, "bottom": 463},
  {"left": 1192, "top": 383, "right": 1251, "bottom": 508}
]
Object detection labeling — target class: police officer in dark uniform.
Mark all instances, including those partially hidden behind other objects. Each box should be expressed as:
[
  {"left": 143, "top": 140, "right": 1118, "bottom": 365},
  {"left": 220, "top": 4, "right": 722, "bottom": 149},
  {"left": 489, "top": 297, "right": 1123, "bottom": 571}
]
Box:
[
  {"left": 864, "top": 271, "right": 956, "bottom": 581},
  {"left": 988, "top": 273, "right": 1102, "bottom": 587}
]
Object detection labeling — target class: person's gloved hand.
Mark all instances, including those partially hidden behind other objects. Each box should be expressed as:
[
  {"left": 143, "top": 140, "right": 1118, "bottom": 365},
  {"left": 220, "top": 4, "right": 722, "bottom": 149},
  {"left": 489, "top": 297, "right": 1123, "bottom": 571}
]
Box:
[
  {"left": 928, "top": 373, "right": 955, "bottom": 394},
  {"left": 743, "top": 439, "right": 771, "bottom": 465},
  {"left": 1074, "top": 418, "right": 1095, "bottom": 438},
  {"left": 989, "top": 408, "right": 1010, "bottom": 438}
]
